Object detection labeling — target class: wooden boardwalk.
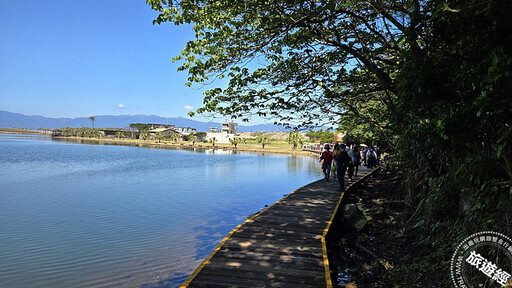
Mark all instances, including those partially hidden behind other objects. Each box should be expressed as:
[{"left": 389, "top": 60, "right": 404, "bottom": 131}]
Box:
[{"left": 182, "top": 166, "right": 376, "bottom": 288}]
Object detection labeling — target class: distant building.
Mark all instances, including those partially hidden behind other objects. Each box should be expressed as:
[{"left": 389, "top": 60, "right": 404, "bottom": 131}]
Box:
[
  {"left": 206, "top": 122, "right": 238, "bottom": 144},
  {"left": 141, "top": 124, "right": 197, "bottom": 136},
  {"left": 99, "top": 129, "right": 135, "bottom": 138},
  {"left": 221, "top": 122, "right": 238, "bottom": 134},
  {"left": 147, "top": 124, "right": 175, "bottom": 130},
  {"left": 148, "top": 127, "right": 179, "bottom": 139},
  {"left": 206, "top": 132, "right": 235, "bottom": 144},
  {"left": 174, "top": 126, "right": 196, "bottom": 135}
]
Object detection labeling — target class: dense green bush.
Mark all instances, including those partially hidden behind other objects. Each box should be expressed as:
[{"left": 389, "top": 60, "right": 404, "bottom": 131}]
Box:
[{"left": 395, "top": 0, "right": 512, "bottom": 272}]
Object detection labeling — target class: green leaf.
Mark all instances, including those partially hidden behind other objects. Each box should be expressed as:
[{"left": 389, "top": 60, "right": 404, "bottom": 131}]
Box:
[
  {"left": 413, "top": 220, "right": 425, "bottom": 228},
  {"left": 497, "top": 144, "right": 504, "bottom": 158},
  {"left": 455, "top": 164, "right": 464, "bottom": 176}
]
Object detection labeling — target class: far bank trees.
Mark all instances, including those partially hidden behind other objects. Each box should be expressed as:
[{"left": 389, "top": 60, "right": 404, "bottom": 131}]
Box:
[
  {"left": 256, "top": 135, "right": 270, "bottom": 149},
  {"left": 287, "top": 131, "right": 304, "bottom": 150}
]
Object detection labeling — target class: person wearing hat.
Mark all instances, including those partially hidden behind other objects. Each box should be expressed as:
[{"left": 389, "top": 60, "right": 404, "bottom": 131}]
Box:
[
  {"left": 334, "top": 143, "right": 351, "bottom": 191},
  {"left": 320, "top": 144, "right": 334, "bottom": 181}
]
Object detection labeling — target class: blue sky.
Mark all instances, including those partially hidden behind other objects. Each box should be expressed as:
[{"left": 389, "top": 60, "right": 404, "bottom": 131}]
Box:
[{"left": 0, "top": 0, "right": 257, "bottom": 123}]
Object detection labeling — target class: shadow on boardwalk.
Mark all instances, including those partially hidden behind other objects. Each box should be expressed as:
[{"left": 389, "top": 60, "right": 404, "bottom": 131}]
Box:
[{"left": 182, "top": 166, "right": 374, "bottom": 288}]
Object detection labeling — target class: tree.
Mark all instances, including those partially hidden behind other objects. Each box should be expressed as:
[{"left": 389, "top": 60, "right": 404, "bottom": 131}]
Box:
[
  {"left": 256, "top": 135, "right": 270, "bottom": 149},
  {"left": 140, "top": 131, "right": 149, "bottom": 141},
  {"left": 89, "top": 116, "right": 95, "bottom": 129},
  {"left": 209, "top": 137, "right": 217, "bottom": 147},
  {"left": 195, "top": 132, "right": 207, "bottom": 142},
  {"left": 129, "top": 123, "right": 151, "bottom": 132},
  {"left": 394, "top": 0, "right": 512, "bottom": 213},
  {"left": 319, "top": 129, "right": 334, "bottom": 144},
  {"left": 305, "top": 130, "right": 320, "bottom": 142},
  {"left": 287, "top": 131, "right": 304, "bottom": 150},
  {"left": 115, "top": 131, "right": 125, "bottom": 139},
  {"left": 147, "top": 0, "right": 409, "bottom": 138},
  {"left": 229, "top": 137, "right": 242, "bottom": 149},
  {"left": 187, "top": 133, "right": 197, "bottom": 144},
  {"left": 155, "top": 131, "right": 164, "bottom": 143},
  {"left": 170, "top": 133, "right": 181, "bottom": 142}
]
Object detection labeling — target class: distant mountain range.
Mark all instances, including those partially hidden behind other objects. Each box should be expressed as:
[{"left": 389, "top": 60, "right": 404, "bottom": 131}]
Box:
[{"left": 0, "top": 110, "right": 289, "bottom": 132}]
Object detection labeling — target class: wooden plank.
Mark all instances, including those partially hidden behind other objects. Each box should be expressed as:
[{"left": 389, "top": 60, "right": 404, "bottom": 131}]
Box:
[
  {"left": 210, "top": 249, "right": 325, "bottom": 267},
  {"left": 225, "top": 234, "right": 322, "bottom": 246},
  {"left": 215, "top": 248, "right": 323, "bottom": 263},
  {"left": 193, "top": 270, "right": 323, "bottom": 287},
  {"left": 235, "top": 225, "right": 323, "bottom": 236},
  {"left": 197, "top": 266, "right": 325, "bottom": 283},
  {"left": 199, "top": 261, "right": 325, "bottom": 277},
  {"left": 220, "top": 242, "right": 323, "bottom": 257}
]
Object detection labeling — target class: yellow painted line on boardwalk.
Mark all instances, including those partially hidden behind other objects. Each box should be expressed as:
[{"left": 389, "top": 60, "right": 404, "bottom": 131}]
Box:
[
  {"left": 322, "top": 168, "right": 379, "bottom": 288},
  {"left": 180, "top": 179, "right": 324, "bottom": 288}
]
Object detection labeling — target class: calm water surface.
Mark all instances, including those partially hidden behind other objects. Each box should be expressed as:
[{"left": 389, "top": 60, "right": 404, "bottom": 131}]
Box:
[{"left": 0, "top": 134, "right": 321, "bottom": 287}]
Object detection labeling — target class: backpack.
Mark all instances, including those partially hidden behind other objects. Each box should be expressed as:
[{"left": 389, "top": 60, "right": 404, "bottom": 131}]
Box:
[
  {"left": 334, "top": 150, "right": 350, "bottom": 166},
  {"left": 368, "top": 149, "right": 376, "bottom": 160},
  {"left": 353, "top": 151, "right": 361, "bottom": 163}
]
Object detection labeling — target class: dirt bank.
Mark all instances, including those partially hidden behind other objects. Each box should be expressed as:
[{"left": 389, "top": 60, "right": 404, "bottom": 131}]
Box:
[{"left": 327, "top": 169, "right": 441, "bottom": 287}]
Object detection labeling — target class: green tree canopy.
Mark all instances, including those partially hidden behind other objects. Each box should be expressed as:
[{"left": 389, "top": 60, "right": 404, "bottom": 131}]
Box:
[
  {"left": 195, "top": 132, "right": 207, "bottom": 141},
  {"left": 88, "top": 116, "right": 95, "bottom": 129},
  {"left": 187, "top": 133, "right": 197, "bottom": 142},
  {"left": 229, "top": 137, "right": 243, "bottom": 148},
  {"left": 305, "top": 130, "right": 320, "bottom": 142},
  {"left": 287, "top": 131, "right": 304, "bottom": 149},
  {"left": 129, "top": 123, "right": 152, "bottom": 131},
  {"left": 319, "top": 129, "right": 334, "bottom": 144},
  {"left": 147, "top": 0, "right": 408, "bottom": 137},
  {"left": 115, "top": 131, "right": 125, "bottom": 139},
  {"left": 256, "top": 135, "right": 270, "bottom": 149},
  {"left": 170, "top": 133, "right": 181, "bottom": 142},
  {"left": 140, "top": 131, "right": 149, "bottom": 141},
  {"left": 155, "top": 131, "right": 164, "bottom": 142}
]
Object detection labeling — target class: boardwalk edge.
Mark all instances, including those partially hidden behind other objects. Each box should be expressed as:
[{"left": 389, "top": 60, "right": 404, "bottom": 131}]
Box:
[{"left": 322, "top": 168, "right": 379, "bottom": 288}]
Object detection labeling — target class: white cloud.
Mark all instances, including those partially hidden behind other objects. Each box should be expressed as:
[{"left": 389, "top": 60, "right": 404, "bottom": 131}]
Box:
[
  {"left": 118, "top": 104, "right": 126, "bottom": 109},
  {"left": 184, "top": 105, "right": 194, "bottom": 110}
]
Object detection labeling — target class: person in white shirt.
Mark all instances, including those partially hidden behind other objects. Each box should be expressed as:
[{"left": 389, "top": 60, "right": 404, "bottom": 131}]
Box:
[{"left": 346, "top": 144, "right": 354, "bottom": 180}]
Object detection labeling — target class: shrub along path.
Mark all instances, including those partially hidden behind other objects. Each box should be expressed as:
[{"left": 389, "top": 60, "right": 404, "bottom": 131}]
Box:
[{"left": 326, "top": 169, "right": 441, "bottom": 287}]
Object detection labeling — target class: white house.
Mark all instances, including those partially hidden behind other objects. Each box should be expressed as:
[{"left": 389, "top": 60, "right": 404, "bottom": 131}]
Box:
[
  {"left": 206, "top": 122, "right": 238, "bottom": 144},
  {"left": 206, "top": 132, "right": 235, "bottom": 144}
]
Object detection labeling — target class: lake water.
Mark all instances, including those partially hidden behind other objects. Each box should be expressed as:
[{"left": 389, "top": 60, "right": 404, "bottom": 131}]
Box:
[{"left": 0, "top": 134, "right": 321, "bottom": 288}]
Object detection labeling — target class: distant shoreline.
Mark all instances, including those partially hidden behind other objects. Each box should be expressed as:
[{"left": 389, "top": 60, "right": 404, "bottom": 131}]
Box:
[
  {"left": 0, "top": 129, "right": 319, "bottom": 157},
  {"left": 0, "top": 128, "right": 50, "bottom": 135},
  {"left": 51, "top": 136, "right": 319, "bottom": 157}
]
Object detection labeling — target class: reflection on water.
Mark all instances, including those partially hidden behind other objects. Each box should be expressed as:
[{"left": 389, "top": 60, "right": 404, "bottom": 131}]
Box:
[{"left": 0, "top": 134, "right": 321, "bottom": 288}]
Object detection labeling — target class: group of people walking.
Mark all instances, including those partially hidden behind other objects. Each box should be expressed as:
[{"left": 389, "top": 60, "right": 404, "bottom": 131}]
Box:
[{"left": 319, "top": 144, "right": 381, "bottom": 191}]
